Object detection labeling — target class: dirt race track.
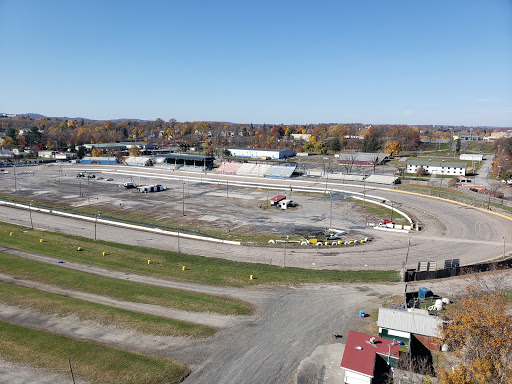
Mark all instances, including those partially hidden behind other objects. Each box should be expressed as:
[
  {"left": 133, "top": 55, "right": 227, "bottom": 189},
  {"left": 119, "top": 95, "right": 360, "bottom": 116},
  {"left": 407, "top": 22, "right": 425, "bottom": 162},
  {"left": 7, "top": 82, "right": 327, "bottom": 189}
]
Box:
[{"left": 0, "top": 163, "right": 511, "bottom": 383}]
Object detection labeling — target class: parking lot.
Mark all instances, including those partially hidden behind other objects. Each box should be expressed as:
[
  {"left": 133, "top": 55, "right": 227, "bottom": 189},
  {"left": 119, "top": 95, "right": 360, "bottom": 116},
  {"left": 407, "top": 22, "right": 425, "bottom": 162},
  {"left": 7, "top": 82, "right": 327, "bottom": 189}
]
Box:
[{"left": 1, "top": 163, "right": 377, "bottom": 241}]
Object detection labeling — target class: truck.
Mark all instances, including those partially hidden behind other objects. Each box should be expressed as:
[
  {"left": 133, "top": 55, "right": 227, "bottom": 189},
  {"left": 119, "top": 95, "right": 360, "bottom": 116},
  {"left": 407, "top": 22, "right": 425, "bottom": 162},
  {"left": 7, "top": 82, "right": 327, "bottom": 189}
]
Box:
[{"left": 123, "top": 182, "right": 137, "bottom": 188}]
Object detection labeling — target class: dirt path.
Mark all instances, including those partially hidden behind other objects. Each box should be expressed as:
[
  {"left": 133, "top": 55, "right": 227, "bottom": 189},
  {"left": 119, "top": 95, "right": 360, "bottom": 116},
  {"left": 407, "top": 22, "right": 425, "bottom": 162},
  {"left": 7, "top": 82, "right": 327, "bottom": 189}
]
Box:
[{"left": 0, "top": 273, "right": 245, "bottom": 328}]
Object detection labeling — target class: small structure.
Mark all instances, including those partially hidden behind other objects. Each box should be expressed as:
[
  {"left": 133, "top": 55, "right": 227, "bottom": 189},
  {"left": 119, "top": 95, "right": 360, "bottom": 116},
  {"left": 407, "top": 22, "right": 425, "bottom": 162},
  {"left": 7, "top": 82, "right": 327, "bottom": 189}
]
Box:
[
  {"left": 377, "top": 307, "right": 443, "bottom": 349},
  {"left": 137, "top": 184, "right": 166, "bottom": 193},
  {"left": 340, "top": 330, "right": 400, "bottom": 384},
  {"left": 460, "top": 154, "right": 483, "bottom": 161},
  {"left": 269, "top": 195, "right": 286, "bottom": 206},
  {"left": 278, "top": 199, "right": 295, "bottom": 210}
]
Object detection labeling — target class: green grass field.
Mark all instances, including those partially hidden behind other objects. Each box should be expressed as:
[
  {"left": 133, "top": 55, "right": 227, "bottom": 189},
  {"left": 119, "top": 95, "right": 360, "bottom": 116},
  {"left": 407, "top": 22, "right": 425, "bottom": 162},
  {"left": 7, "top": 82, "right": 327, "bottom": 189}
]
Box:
[
  {"left": 0, "top": 251, "right": 251, "bottom": 315},
  {"left": 0, "top": 282, "right": 215, "bottom": 337},
  {"left": 0, "top": 320, "right": 189, "bottom": 383},
  {"left": 0, "top": 222, "right": 399, "bottom": 285}
]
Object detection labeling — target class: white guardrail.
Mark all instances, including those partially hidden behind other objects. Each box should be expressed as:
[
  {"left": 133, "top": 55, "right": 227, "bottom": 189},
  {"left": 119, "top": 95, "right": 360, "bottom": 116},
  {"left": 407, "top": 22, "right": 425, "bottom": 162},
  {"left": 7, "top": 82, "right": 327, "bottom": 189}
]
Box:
[{"left": 0, "top": 200, "right": 241, "bottom": 246}]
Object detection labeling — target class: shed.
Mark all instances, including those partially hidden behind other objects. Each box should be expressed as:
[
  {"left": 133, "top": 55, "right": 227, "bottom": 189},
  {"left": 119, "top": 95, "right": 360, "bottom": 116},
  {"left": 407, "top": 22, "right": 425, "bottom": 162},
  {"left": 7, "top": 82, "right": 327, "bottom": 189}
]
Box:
[
  {"left": 269, "top": 195, "right": 286, "bottom": 206},
  {"left": 278, "top": 199, "right": 295, "bottom": 210},
  {"left": 377, "top": 307, "right": 443, "bottom": 347},
  {"left": 340, "top": 330, "right": 399, "bottom": 384}
]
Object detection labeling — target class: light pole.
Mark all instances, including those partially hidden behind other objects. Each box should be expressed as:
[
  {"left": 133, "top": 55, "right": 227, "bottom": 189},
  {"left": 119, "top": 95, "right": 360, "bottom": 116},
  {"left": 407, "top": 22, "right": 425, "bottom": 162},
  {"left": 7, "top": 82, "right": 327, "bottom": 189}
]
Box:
[
  {"left": 13, "top": 164, "right": 17, "bottom": 190},
  {"left": 94, "top": 212, "right": 99, "bottom": 240},
  {"left": 391, "top": 201, "right": 394, "bottom": 222},
  {"left": 363, "top": 172, "right": 366, "bottom": 207},
  {"left": 182, "top": 182, "right": 185, "bottom": 216},
  {"left": 329, "top": 191, "right": 333, "bottom": 228},
  {"left": 29, "top": 200, "right": 33, "bottom": 229}
]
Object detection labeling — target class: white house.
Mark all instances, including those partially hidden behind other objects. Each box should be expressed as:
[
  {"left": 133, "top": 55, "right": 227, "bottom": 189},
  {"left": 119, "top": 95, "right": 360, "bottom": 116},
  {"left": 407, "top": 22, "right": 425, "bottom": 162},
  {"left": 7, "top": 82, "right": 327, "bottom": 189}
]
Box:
[{"left": 407, "top": 159, "right": 466, "bottom": 176}]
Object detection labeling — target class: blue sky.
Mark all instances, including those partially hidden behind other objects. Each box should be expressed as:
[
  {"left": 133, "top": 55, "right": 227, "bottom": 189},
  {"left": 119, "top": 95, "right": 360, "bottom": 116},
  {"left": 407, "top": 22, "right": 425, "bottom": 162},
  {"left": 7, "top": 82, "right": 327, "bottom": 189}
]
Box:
[{"left": 1, "top": 0, "right": 511, "bottom": 126}]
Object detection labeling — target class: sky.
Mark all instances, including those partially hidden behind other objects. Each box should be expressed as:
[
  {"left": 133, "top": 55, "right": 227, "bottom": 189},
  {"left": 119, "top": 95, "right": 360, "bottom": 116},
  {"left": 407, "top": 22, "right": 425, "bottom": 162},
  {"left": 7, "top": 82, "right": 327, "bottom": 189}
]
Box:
[{"left": 1, "top": 0, "right": 511, "bottom": 126}]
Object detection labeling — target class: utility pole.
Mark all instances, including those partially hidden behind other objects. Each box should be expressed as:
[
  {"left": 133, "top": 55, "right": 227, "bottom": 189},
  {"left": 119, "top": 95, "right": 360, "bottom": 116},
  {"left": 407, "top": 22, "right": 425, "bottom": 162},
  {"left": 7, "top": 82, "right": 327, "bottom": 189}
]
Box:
[
  {"left": 330, "top": 191, "right": 333, "bottom": 228},
  {"left": 68, "top": 359, "right": 76, "bottom": 384},
  {"left": 13, "top": 164, "right": 17, "bottom": 190},
  {"left": 29, "top": 200, "right": 33, "bottom": 229},
  {"left": 182, "top": 182, "right": 185, "bottom": 216},
  {"left": 94, "top": 212, "right": 99, "bottom": 240},
  {"left": 226, "top": 179, "right": 229, "bottom": 198}
]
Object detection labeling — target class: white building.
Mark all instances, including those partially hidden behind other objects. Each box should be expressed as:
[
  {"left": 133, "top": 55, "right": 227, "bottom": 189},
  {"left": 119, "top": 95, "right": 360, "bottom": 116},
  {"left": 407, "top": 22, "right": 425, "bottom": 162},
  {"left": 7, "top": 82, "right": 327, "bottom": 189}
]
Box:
[
  {"left": 228, "top": 148, "right": 296, "bottom": 159},
  {"left": 407, "top": 159, "right": 466, "bottom": 176},
  {"left": 460, "top": 154, "right": 483, "bottom": 161}
]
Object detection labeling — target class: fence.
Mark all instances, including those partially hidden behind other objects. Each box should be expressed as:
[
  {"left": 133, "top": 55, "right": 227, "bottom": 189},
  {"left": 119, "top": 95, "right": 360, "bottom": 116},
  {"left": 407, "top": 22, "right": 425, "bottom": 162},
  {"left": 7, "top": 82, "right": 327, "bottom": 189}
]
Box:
[{"left": 404, "top": 257, "right": 512, "bottom": 282}]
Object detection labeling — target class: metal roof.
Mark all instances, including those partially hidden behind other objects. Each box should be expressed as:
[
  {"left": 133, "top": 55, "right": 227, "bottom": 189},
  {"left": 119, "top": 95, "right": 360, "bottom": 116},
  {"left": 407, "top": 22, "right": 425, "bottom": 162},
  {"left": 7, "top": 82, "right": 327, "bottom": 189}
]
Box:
[
  {"left": 406, "top": 159, "right": 466, "bottom": 168},
  {"left": 340, "top": 330, "right": 399, "bottom": 377},
  {"left": 377, "top": 307, "right": 442, "bottom": 338},
  {"left": 154, "top": 154, "right": 214, "bottom": 161}
]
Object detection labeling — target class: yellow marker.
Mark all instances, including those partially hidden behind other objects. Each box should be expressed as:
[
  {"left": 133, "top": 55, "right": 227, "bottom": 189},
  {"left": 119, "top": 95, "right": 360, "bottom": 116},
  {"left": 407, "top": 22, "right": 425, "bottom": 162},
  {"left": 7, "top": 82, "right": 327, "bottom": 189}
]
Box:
[
  {"left": 102, "top": 252, "right": 106, "bottom": 256},
  {"left": 182, "top": 266, "right": 186, "bottom": 271},
  {"left": 9, "top": 232, "right": 13, "bottom": 236},
  {"left": 40, "top": 239, "right": 43, "bottom": 243},
  {"left": 250, "top": 275, "right": 253, "bottom": 280},
  {"left": 147, "top": 259, "right": 151, "bottom": 264}
]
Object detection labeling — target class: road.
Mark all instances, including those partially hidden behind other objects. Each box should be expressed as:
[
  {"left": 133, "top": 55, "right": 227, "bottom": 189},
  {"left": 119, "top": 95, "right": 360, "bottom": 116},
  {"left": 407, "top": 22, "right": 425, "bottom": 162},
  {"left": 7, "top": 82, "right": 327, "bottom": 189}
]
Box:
[{"left": 1, "top": 182, "right": 511, "bottom": 270}]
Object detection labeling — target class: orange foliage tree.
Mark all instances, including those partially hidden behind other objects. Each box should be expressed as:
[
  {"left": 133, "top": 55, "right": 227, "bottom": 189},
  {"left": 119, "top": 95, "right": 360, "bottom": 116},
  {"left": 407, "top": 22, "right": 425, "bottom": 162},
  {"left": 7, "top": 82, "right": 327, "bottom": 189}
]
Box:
[{"left": 437, "top": 274, "right": 512, "bottom": 384}]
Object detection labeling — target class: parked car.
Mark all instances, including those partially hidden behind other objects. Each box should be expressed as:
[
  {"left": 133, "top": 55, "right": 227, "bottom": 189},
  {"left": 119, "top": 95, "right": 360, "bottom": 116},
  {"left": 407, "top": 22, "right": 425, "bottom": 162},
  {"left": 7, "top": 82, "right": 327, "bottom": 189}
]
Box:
[
  {"left": 77, "top": 172, "right": 85, "bottom": 177},
  {"left": 88, "top": 174, "right": 95, "bottom": 178},
  {"left": 97, "top": 177, "right": 104, "bottom": 180},
  {"left": 107, "top": 178, "right": 113, "bottom": 181}
]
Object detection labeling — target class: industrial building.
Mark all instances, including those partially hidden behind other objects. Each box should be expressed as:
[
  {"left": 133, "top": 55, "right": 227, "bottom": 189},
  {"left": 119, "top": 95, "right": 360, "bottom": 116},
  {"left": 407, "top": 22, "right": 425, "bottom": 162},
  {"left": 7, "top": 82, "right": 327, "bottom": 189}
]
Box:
[{"left": 227, "top": 148, "right": 296, "bottom": 159}]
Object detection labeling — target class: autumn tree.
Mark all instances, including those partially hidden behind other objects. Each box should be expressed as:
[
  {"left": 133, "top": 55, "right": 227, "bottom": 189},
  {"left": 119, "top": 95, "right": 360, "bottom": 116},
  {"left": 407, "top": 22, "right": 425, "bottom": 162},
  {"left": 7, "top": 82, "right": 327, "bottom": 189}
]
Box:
[
  {"left": 361, "top": 127, "right": 381, "bottom": 153},
  {"left": 91, "top": 147, "right": 104, "bottom": 157},
  {"left": 416, "top": 166, "right": 428, "bottom": 176},
  {"left": 129, "top": 146, "right": 140, "bottom": 156},
  {"left": 437, "top": 274, "right": 512, "bottom": 384},
  {"left": 384, "top": 140, "right": 402, "bottom": 157}
]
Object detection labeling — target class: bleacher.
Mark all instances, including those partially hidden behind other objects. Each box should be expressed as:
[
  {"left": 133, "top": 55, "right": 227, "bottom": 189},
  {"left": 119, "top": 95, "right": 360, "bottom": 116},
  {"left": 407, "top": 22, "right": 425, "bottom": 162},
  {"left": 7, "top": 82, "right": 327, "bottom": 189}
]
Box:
[
  {"left": 180, "top": 164, "right": 206, "bottom": 172},
  {"left": 212, "top": 162, "right": 243, "bottom": 174},
  {"left": 264, "top": 165, "right": 296, "bottom": 178},
  {"left": 154, "top": 158, "right": 181, "bottom": 170}
]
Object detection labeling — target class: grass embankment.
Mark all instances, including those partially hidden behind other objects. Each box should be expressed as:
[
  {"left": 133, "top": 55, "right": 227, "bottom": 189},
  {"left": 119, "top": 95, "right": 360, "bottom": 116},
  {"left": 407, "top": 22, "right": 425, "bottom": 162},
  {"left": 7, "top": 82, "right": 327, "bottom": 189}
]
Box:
[
  {"left": 0, "top": 320, "right": 189, "bottom": 384},
  {"left": 0, "top": 282, "right": 215, "bottom": 337},
  {"left": 349, "top": 198, "right": 407, "bottom": 223},
  {"left": 1, "top": 223, "right": 399, "bottom": 285},
  {"left": 0, "top": 251, "right": 250, "bottom": 316}
]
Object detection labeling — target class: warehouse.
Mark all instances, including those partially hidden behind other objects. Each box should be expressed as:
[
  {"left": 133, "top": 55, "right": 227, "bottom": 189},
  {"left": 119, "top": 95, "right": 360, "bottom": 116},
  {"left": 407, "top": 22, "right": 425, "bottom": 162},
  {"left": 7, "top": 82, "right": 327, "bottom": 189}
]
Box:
[{"left": 228, "top": 148, "right": 296, "bottom": 159}]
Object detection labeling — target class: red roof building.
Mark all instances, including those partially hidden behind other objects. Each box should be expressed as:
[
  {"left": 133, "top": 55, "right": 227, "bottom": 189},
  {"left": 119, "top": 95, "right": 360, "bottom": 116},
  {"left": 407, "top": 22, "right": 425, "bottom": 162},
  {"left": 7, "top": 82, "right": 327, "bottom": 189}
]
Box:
[
  {"left": 269, "top": 195, "right": 286, "bottom": 205},
  {"left": 340, "top": 330, "right": 400, "bottom": 384}
]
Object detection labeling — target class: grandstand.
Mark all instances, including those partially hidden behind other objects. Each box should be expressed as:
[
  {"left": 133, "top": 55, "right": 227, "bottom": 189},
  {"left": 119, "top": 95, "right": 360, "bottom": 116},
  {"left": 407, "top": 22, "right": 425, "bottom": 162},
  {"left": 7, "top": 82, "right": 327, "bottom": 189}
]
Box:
[
  {"left": 327, "top": 173, "right": 365, "bottom": 182},
  {"left": 236, "top": 163, "right": 271, "bottom": 177},
  {"left": 212, "top": 162, "right": 243, "bottom": 174},
  {"left": 264, "top": 165, "right": 296, "bottom": 178}
]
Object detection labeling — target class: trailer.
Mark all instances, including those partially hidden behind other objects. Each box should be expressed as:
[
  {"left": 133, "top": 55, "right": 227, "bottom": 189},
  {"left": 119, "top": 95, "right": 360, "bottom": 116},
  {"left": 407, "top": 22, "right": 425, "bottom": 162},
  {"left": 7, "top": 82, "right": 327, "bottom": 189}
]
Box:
[{"left": 137, "top": 184, "right": 166, "bottom": 193}]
